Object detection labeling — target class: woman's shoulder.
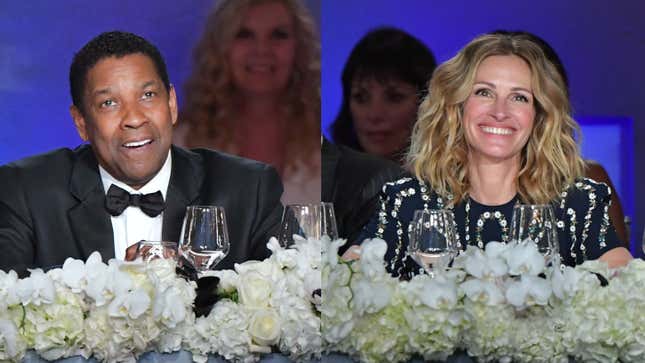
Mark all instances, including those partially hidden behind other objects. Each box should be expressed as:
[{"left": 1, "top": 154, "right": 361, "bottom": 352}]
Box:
[
  {"left": 556, "top": 177, "right": 612, "bottom": 214},
  {"left": 560, "top": 177, "right": 611, "bottom": 202},
  {"left": 380, "top": 176, "right": 427, "bottom": 197}
]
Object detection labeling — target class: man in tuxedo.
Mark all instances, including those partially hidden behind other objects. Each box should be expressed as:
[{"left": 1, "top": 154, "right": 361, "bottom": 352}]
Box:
[
  {"left": 0, "top": 31, "right": 283, "bottom": 276},
  {"left": 322, "top": 138, "right": 403, "bottom": 253}
]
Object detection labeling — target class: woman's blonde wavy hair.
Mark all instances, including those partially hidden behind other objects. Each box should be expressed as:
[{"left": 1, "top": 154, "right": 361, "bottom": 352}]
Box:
[
  {"left": 407, "top": 33, "right": 585, "bottom": 205},
  {"left": 179, "top": 0, "right": 320, "bottom": 174}
]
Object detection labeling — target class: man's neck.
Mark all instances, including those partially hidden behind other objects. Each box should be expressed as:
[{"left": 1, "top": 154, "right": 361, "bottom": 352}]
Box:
[{"left": 98, "top": 149, "right": 172, "bottom": 198}]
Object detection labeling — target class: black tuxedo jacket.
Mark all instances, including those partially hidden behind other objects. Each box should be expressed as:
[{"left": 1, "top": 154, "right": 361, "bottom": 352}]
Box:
[
  {"left": 0, "top": 145, "right": 283, "bottom": 276},
  {"left": 321, "top": 139, "right": 403, "bottom": 251}
]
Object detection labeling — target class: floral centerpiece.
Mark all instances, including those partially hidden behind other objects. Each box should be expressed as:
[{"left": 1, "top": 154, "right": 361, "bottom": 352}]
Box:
[
  {"left": 0, "top": 237, "right": 323, "bottom": 363},
  {"left": 1, "top": 236, "right": 644, "bottom": 363},
  {"left": 321, "top": 238, "right": 645, "bottom": 363}
]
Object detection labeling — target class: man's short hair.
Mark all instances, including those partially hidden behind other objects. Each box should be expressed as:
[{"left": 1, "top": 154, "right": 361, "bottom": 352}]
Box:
[{"left": 69, "top": 31, "right": 170, "bottom": 113}]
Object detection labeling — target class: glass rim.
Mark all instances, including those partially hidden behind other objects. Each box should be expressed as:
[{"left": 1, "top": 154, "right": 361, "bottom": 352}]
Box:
[
  {"left": 285, "top": 202, "right": 334, "bottom": 207},
  {"left": 138, "top": 240, "right": 178, "bottom": 246},
  {"left": 185, "top": 205, "right": 226, "bottom": 211}
]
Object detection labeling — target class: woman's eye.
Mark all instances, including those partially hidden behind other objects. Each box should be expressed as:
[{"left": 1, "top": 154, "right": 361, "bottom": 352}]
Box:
[
  {"left": 513, "top": 94, "right": 530, "bottom": 103},
  {"left": 386, "top": 92, "right": 406, "bottom": 103},
  {"left": 351, "top": 92, "right": 368, "bottom": 104},
  {"left": 235, "top": 28, "right": 253, "bottom": 39},
  {"left": 474, "top": 88, "right": 492, "bottom": 97},
  {"left": 271, "top": 29, "right": 290, "bottom": 40}
]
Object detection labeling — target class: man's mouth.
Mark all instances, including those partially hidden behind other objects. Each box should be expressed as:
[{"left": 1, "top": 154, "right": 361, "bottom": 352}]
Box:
[{"left": 123, "top": 139, "right": 153, "bottom": 149}]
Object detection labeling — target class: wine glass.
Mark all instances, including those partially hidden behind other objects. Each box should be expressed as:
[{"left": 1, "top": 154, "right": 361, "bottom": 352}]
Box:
[
  {"left": 278, "top": 203, "right": 339, "bottom": 247},
  {"left": 510, "top": 204, "right": 559, "bottom": 264},
  {"left": 178, "top": 206, "right": 230, "bottom": 272},
  {"left": 133, "top": 241, "right": 178, "bottom": 263},
  {"left": 407, "top": 209, "right": 458, "bottom": 277}
]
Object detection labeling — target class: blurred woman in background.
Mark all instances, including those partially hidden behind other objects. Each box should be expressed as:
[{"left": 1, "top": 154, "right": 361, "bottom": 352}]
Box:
[
  {"left": 330, "top": 27, "right": 436, "bottom": 165},
  {"left": 176, "top": 0, "right": 320, "bottom": 204}
]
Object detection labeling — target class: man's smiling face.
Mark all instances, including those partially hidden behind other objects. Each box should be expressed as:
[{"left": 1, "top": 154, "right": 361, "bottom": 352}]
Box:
[{"left": 71, "top": 53, "right": 177, "bottom": 189}]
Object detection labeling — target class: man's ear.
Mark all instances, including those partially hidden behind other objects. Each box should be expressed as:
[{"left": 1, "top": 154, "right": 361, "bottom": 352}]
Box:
[
  {"left": 70, "top": 105, "right": 88, "bottom": 141},
  {"left": 168, "top": 84, "right": 178, "bottom": 126}
]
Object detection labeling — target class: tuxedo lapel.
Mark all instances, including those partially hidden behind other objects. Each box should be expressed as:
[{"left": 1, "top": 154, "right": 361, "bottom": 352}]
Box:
[
  {"left": 162, "top": 146, "right": 204, "bottom": 243},
  {"left": 67, "top": 146, "right": 115, "bottom": 260},
  {"left": 321, "top": 139, "right": 340, "bottom": 202}
]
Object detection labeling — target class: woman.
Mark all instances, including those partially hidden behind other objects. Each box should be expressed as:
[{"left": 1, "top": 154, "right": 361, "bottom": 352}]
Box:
[
  {"left": 330, "top": 27, "right": 436, "bottom": 164},
  {"left": 176, "top": 0, "right": 320, "bottom": 204},
  {"left": 359, "top": 33, "right": 631, "bottom": 276},
  {"left": 493, "top": 30, "right": 629, "bottom": 244}
]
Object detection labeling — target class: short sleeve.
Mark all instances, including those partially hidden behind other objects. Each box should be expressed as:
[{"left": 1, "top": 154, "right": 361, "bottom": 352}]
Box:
[{"left": 558, "top": 179, "right": 622, "bottom": 265}]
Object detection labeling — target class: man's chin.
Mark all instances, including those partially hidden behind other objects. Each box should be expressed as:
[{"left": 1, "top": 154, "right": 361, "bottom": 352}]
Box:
[{"left": 118, "top": 169, "right": 160, "bottom": 190}]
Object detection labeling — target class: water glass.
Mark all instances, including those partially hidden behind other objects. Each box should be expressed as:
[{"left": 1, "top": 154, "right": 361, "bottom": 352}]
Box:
[
  {"left": 179, "top": 205, "right": 230, "bottom": 272},
  {"left": 510, "top": 204, "right": 559, "bottom": 263},
  {"left": 407, "top": 209, "right": 458, "bottom": 277},
  {"left": 278, "top": 203, "right": 338, "bottom": 247}
]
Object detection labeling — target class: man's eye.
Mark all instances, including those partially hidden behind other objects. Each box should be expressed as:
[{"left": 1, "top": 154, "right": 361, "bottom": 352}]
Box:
[
  {"left": 142, "top": 91, "right": 156, "bottom": 99},
  {"left": 100, "top": 99, "right": 116, "bottom": 108}
]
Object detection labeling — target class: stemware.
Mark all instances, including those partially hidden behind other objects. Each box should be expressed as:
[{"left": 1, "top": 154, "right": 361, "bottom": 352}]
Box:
[
  {"left": 407, "top": 209, "right": 458, "bottom": 277},
  {"left": 510, "top": 204, "right": 559, "bottom": 263},
  {"left": 178, "top": 205, "right": 230, "bottom": 272},
  {"left": 278, "top": 203, "right": 338, "bottom": 247}
]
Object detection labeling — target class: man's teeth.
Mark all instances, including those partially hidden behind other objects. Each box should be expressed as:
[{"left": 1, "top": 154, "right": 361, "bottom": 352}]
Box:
[
  {"left": 124, "top": 139, "right": 152, "bottom": 148},
  {"left": 481, "top": 126, "right": 512, "bottom": 135}
]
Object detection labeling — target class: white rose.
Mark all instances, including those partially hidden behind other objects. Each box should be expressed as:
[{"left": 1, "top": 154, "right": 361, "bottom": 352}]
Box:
[
  {"left": 238, "top": 271, "right": 272, "bottom": 308},
  {"left": 248, "top": 309, "right": 281, "bottom": 347}
]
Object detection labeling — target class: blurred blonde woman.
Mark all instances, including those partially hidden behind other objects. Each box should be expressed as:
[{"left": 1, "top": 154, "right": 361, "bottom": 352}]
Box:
[
  {"left": 358, "top": 33, "right": 631, "bottom": 276},
  {"left": 176, "top": 0, "right": 320, "bottom": 204}
]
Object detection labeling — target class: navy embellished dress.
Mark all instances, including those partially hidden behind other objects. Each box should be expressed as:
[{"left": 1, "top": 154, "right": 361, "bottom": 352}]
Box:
[{"left": 358, "top": 177, "right": 623, "bottom": 277}]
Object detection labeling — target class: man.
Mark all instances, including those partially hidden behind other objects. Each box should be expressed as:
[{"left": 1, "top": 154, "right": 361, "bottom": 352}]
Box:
[
  {"left": 0, "top": 31, "right": 283, "bottom": 276},
  {"left": 322, "top": 138, "right": 403, "bottom": 254}
]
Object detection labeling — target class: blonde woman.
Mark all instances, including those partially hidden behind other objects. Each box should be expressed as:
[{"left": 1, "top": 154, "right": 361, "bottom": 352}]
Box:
[
  {"left": 175, "top": 0, "right": 320, "bottom": 204},
  {"left": 358, "top": 33, "right": 631, "bottom": 276}
]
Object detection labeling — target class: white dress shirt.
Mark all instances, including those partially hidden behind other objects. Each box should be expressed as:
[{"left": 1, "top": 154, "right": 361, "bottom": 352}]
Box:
[{"left": 99, "top": 151, "right": 172, "bottom": 260}]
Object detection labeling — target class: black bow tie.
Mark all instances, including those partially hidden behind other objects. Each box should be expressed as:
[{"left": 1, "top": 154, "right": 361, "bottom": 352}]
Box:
[{"left": 105, "top": 184, "right": 166, "bottom": 217}]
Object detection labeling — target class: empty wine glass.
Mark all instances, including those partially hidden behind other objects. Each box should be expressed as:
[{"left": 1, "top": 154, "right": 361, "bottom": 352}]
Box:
[
  {"left": 407, "top": 209, "right": 458, "bottom": 277},
  {"left": 510, "top": 204, "right": 559, "bottom": 264},
  {"left": 134, "top": 241, "right": 178, "bottom": 263},
  {"left": 179, "top": 206, "right": 230, "bottom": 272},
  {"left": 278, "top": 203, "right": 338, "bottom": 247}
]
